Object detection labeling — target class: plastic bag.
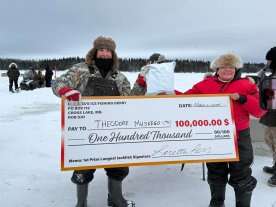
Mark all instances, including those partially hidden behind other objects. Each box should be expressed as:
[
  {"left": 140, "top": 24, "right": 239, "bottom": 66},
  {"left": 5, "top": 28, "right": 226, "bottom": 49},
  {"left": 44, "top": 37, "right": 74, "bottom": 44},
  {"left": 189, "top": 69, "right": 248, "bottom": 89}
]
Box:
[{"left": 145, "top": 62, "right": 176, "bottom": 95}]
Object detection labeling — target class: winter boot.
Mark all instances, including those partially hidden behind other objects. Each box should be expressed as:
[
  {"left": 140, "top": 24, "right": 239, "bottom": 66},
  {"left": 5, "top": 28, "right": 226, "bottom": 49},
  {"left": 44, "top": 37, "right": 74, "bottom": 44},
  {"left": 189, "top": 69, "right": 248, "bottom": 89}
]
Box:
[
  {"left": 208, "top": 184, "right": 226, "bottom": 207},
  {"left": 9, "top": 88, "right": 14, "bottom": 93},
  {"left": 235, "top": 190, "right": 252, "bottom": 207},
  {"left": 267, "top": 174, "right": 276, "bottom": 187},
  {"left": 108, "top": 178, "right": 135, "bottom": 207},
  {"left": 75, "top": 184, "right": 88, "bottom": 207},
  {"left": 263, "top": 163, "right": 276, "bottom": 174}
]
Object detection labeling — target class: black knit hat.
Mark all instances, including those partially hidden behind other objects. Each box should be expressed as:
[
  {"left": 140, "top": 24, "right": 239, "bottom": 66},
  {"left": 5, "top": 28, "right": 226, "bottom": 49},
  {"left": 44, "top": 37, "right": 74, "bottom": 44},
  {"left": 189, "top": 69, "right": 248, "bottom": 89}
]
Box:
[
  {"left": 149, "top": 53, "right": 165, "bottom": 63},
  {"left": 266, "top": 47, "right": 276, "bottom": 69},
  {"left": 266, "top": 47, "right": 276, "bottom": 61}
]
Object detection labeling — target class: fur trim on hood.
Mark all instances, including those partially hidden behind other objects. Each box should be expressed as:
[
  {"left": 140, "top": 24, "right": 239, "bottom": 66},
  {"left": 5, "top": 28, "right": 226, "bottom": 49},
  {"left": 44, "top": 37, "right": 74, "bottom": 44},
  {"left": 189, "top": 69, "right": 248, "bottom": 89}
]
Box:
[
  {"left": 9, "top": 62, "right": 18, "bottom": 69},
  {"left": 210, "top": 53, "right": 243, "bottom": 71},
  {"left": 85, "top": 36, "right": 119, "bottom": 71}
]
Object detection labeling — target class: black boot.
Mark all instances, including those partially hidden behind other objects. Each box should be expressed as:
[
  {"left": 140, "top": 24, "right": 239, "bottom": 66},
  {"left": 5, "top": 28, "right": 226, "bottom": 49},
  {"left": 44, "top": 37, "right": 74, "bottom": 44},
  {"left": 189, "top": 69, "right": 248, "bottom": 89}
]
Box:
[
  {"left": 267, "top": 174, "right": 276, "bottom": 187},
  {"left": 208, "top": 184, "right": 226, "bottom": 207},
  {"left": 263, "top": 163, "right": 276, "bottom": 174},
  {"left": 75, "top": 184, "right": 88, "bottom": 207},
  {"left": 235, "top": 190, "right": 252, "bottom": 207},
  {"left": 108, "top": 178, "right": 135, "bottom": 207}
]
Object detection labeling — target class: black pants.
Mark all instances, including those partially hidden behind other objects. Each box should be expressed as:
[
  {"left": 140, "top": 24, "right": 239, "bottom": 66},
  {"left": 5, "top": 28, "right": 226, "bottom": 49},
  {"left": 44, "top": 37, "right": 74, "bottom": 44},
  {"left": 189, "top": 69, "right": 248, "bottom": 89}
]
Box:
[
  {"left": 45, "top": 79, "right": 52, "bottom": 87},
  {"left": 9, "top": 78, "right": 19, "bottom": 91},
  {"left": 71, "top": 167, "right": 129, "bottom": 185},
  {"left": 207, "top": 128, "right": 257, "bottom": 192}
]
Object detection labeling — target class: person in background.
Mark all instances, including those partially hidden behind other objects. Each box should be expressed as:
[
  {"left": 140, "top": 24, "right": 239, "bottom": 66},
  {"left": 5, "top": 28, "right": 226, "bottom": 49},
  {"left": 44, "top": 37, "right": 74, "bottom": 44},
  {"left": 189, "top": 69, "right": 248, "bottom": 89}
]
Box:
[
  {"left": 20, "top": 68, "right": 39, "bottom": 90},
  {"left": 28, "top": 69, "right": 40, "bottom": 89},
  {"left": 131, "top": 53, "right": 166, "bottom": 95},
  {"left": 52, "top": 36, "right": 135, "bottom": 207},
  {"left": 45, "top": 64, "right": 53, "bottom": 87},
  {"left": 182, "top": 53, "right": 266, "bottom": 207},
  {"left": 7, "top": 62, "right": 20, "bottom": 92},
  {"left": 22, "top": 67, "right": 36, "bottom": 81},
  {"left": 36, "top": 70, "right": 45, "bottom": 87},
  {"left": 258, "top": 46, "right": 276, "bottom": 187}
]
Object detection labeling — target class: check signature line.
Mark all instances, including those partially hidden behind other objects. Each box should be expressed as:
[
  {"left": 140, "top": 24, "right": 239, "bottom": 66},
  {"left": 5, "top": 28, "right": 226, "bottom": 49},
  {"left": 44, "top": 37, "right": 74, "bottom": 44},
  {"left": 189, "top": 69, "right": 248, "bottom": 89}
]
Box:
[{"left": 152, "top": 152, "right": 233, "bottom": 158}]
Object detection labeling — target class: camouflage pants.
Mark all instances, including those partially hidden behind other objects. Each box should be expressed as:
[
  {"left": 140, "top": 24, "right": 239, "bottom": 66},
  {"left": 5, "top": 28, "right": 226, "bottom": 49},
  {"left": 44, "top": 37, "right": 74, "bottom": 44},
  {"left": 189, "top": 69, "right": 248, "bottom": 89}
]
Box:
[{"left": 264, "top": 126, "right": 276, "bottom": 164}]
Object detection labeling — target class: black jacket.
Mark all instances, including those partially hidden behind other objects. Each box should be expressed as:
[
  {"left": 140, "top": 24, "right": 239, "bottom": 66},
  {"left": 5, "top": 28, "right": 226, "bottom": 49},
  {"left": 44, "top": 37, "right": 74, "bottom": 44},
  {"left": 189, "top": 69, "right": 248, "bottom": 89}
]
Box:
[
  {"left": 7, "top": 68, "right": 20, "bottom": 80},
  {"left": 260, "top": 110, "right": 276, "bottom": 126}
]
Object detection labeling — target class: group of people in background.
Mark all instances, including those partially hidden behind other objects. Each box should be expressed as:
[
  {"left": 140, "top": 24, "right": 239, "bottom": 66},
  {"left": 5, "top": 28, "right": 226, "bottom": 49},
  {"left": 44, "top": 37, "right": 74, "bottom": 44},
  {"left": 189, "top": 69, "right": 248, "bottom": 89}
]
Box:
[
  {"left": 7, "top": 35, "right": 274, "bottom": 207},
  {"left": 7, "top": 63, "right": 53, "bottom": 92}
]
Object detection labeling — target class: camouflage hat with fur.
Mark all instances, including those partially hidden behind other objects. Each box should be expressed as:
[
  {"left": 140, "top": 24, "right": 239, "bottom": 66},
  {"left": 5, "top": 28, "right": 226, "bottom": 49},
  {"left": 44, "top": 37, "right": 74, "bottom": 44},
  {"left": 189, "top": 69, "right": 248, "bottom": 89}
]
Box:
[{"left": 210, "top": 53, "right": 243, "bottom": 71}]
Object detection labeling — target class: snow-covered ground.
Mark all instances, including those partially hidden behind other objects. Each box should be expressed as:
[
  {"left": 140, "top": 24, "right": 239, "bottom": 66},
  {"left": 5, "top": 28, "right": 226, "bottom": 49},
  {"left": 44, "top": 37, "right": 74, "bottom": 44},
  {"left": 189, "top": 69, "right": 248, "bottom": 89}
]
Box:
[{"left": 1, "top": 72, "right": 276, "bottom": 207}]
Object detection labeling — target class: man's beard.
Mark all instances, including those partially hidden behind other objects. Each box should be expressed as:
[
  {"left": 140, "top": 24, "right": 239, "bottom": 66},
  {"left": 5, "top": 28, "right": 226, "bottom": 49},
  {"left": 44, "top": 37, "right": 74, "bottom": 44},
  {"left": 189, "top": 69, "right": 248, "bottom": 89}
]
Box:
[{"left": 95, "top": 58, "right": 113, "bottom": 78}]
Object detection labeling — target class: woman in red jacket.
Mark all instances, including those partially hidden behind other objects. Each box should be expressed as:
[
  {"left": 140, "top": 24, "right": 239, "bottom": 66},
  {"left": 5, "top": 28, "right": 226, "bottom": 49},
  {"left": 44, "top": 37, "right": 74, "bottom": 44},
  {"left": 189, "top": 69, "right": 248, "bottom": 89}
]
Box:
[{"left": 183, "top": 53, "right": 266, "bottom": 207}]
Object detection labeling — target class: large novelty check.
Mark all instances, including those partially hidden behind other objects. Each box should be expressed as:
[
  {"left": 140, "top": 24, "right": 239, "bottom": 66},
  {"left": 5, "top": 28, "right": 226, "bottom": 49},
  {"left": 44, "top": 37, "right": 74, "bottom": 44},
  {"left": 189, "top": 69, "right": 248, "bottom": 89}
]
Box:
[{"left": 61, "top": 95, "right": 238, "bottom": 171}]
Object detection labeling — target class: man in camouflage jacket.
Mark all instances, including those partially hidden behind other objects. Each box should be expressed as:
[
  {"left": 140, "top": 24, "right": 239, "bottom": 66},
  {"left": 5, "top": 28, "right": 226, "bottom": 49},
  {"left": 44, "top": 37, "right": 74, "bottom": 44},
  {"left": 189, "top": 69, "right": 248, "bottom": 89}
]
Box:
[{"left": 52, "top": 36, "right": 134, "bottom": 207}]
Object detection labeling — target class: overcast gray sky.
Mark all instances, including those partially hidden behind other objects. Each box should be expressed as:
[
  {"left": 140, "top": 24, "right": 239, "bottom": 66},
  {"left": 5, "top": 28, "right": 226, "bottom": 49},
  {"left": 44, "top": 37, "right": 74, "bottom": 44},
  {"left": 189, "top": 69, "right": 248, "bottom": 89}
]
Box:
[{"left": 1, "top": 0, "right": 275, "bottom": 62}]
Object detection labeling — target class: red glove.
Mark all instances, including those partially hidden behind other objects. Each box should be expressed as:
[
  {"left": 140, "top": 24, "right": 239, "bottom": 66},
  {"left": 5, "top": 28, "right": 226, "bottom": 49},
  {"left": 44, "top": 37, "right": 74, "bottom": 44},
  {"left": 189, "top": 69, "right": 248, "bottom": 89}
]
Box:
[
  {"left": 136, "top": 74, "right": 147, "bottom": 87},
  {"left": 58, "top": 87, "right": 81, "bottom": 101}
]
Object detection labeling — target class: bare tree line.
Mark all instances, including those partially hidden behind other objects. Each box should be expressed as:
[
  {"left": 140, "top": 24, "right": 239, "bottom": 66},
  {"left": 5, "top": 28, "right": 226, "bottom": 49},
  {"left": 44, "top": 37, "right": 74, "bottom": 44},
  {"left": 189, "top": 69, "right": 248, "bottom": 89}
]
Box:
[{"left": 0, "top": 57, "right": 265, "bottom": 73}]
